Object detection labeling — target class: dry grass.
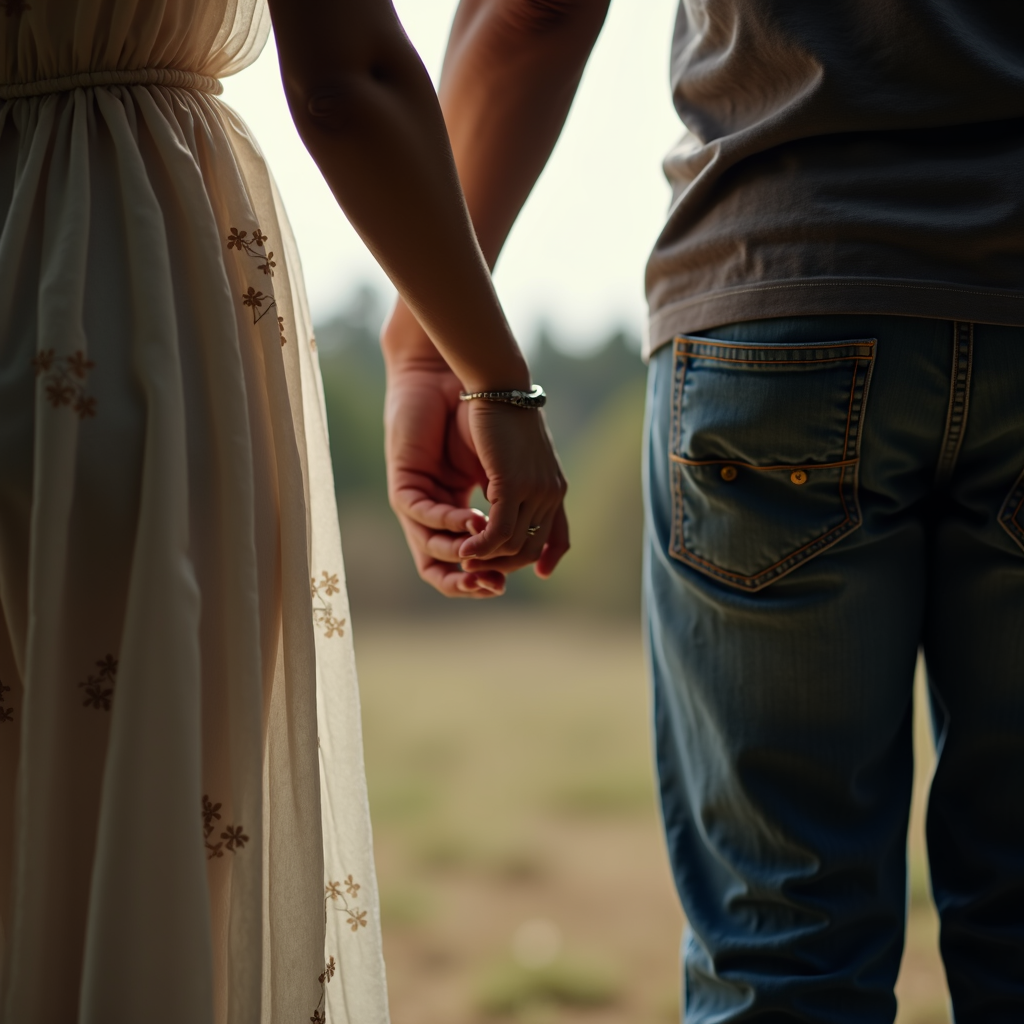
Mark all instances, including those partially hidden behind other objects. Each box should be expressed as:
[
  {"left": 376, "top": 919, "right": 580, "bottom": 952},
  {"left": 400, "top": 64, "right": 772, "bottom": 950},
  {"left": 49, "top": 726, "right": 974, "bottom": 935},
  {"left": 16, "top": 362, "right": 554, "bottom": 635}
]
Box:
[{"left": 355, "top": 610, "right": 950, "bottom": 1023}]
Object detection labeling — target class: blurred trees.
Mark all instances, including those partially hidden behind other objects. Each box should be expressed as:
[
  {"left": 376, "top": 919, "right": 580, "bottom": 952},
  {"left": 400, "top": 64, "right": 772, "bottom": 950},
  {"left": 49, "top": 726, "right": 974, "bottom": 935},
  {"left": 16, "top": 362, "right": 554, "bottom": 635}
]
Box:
[{"left": 316, "top": 287, "right": 647, "bottom": 618}]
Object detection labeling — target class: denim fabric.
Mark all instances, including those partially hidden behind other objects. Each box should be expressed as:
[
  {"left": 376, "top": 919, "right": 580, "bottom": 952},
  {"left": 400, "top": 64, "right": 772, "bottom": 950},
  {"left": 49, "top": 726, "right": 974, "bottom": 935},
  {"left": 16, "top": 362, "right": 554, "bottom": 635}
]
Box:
[{"left": 643, "top": 316, "right": 1024, "bottom": 1022}]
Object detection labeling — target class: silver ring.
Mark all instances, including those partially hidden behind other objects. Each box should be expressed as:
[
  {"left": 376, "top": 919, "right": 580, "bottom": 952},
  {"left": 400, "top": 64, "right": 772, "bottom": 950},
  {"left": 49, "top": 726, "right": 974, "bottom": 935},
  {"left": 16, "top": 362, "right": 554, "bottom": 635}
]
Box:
[{"left": 526, "top": 525, "right": 542, "bottom": 536}]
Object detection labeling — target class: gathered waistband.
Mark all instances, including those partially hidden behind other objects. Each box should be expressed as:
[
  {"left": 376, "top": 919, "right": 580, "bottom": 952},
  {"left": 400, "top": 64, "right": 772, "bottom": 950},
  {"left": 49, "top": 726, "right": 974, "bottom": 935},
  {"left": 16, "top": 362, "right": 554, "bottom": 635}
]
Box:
[{"left": 0, "top": 67, "right": 223, "bottom": 100}]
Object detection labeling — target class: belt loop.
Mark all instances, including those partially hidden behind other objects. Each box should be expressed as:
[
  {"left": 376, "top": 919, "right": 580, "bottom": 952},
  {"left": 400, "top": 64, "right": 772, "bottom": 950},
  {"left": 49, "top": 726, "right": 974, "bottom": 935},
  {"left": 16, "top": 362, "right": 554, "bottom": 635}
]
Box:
[{"left": 935, "top": 321, "right": 974, "bottom": 486}]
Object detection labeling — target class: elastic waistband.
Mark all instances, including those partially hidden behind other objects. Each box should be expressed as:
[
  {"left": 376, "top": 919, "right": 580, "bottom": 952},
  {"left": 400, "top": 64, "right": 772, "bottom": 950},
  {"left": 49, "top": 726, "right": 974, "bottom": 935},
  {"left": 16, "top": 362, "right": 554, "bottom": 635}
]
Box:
[{"left": 0, "top": 67, "right": 223, "bottom": 99}]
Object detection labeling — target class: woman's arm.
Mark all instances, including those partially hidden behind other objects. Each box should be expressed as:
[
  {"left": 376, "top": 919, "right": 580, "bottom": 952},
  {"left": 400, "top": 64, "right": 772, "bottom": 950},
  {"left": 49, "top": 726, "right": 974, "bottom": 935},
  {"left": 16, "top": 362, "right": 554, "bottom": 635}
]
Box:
[{"left": 267, "top": 0, "right": 569, "bottom": 589}]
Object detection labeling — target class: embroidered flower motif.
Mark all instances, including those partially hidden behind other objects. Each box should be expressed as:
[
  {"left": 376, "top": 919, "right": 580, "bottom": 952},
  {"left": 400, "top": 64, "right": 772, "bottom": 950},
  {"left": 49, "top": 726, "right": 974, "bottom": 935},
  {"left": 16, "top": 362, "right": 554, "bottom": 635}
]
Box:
[
  {"left": 310, "top": 1012, "right": 325, "bottom": 1024},
  {"left": 347, "top": 910, "right": 368, "bottom": 932},
  {"left": 31, "top": 349, "right": 54, "bottom": 375},
  {"left": 36, "top": 350, "right": 96, "bottom": 419},
  {"left": 318, "top": 956, "right": 336, "bottom": 985},
  {"left": 66, "top": 351, "right": 94, "bottom": 378},
  {"left": 277, "top": 316, "right": 287, "bottom": 347},
  {"left": 227, "top": 224, "right": 284, "bottom": 326},
  {"left": 311, "top": 571, "right": 345, "bottom": 639},
  {"left": 77, "top": 653, "right": 117, "bottom": 711},
  {"left": 202, "top": 794, "right": 248, "bottom": 861},
  {"left": 202, "top": 795, "right": 222, "bottom": 836},
  {"left": 344, "top": 874, "right": 360, "bottom": 897},
  {"left": 326, "top": 881, "right": 343, "bottom": 901},
  {"left": 222, "top": 825, "right": 249, "bottom": 852},
  {"left": 310, "top": 335, "right": 318, "bottom": 352},
  {"left": 81, "top": 680, "right": 112, "bottom": 710}
]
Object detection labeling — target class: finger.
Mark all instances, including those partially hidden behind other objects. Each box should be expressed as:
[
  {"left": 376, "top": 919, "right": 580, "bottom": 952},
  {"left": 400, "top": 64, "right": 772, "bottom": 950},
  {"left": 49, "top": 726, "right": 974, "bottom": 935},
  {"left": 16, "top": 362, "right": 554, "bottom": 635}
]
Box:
[
  {"left": 460, "top": 500, "right": 556, "bottom": 572},
  {"left": 457, "top": 495, "right": 522, "bottom": 560},
  {"left": 535, "top": 503, "right": 570, "bottom": 578},
  {"left": 418, "top": 560, "right": 506, "bottom": 599},
  {"left": 392, "top": 481, "right": 488, "bottom": 535},
  {"left": 396, "top": 512, "right": 506, "bottom": 598}
]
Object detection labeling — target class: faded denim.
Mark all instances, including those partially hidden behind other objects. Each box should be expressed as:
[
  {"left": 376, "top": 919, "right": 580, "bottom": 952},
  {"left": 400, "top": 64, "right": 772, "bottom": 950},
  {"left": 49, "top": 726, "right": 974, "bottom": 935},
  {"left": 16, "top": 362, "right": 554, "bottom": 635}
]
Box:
[{"left": 643, "top": 316, "right": 1024, "bottom": 1022}]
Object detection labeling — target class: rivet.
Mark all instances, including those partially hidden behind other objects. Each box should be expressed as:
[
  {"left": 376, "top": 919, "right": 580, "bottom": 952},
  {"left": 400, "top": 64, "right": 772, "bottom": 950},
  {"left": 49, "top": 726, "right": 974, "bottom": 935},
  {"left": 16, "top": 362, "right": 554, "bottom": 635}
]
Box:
[
  {"left": 720, "top": 465, "right": 738, "bottom": 482},
  {"left": 790, "top": 469, "right": 808, "bottom": 485}
]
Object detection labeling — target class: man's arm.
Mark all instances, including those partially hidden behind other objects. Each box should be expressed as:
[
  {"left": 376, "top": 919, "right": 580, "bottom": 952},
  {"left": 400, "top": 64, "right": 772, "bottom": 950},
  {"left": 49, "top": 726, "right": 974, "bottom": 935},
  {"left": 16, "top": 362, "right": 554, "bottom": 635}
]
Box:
[{"left": 383, "top": 0, "right": 609, "bottom": 580}]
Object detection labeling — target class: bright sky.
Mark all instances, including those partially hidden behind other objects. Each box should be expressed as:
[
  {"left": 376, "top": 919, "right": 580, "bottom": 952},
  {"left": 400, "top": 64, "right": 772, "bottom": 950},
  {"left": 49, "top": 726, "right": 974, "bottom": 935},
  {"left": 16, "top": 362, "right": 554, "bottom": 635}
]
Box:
[{"left": 220, "top": 0, "right": 683, "bottom": 351}]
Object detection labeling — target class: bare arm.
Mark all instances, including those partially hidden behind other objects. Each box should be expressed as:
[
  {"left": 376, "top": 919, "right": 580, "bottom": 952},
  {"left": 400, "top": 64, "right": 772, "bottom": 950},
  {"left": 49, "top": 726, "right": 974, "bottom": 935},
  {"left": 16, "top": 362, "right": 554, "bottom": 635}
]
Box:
[
  {"left": 382, "top": 0, "right": 610, "bottom": 362},
  {"left": 267, "top": 0, "right": 529, "bottom": 393}
]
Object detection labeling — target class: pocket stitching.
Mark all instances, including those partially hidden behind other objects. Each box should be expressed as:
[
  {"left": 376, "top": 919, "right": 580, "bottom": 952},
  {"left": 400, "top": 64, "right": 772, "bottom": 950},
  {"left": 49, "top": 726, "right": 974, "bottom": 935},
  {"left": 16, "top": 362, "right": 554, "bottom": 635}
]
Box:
[
  {"left": 668, "top": 336, "right": 876, "bottom": 591},
  {"left": 998, "top": 466, "right": 1024, "bottom": 553}
]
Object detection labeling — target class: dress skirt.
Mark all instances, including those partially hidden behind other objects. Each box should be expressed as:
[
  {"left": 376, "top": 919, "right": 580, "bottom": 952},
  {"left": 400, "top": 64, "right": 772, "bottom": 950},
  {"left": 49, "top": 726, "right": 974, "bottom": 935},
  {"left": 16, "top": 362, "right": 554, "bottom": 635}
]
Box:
[{"left": 0, "top": 57, "right": 388, "bottom": 1024}]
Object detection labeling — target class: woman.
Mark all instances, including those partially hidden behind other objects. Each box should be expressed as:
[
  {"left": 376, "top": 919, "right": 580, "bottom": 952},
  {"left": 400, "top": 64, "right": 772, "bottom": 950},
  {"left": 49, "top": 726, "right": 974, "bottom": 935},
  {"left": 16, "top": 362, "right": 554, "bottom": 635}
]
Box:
[{"left": 0, "top": 0, "right": 567, "bottom": 1021}]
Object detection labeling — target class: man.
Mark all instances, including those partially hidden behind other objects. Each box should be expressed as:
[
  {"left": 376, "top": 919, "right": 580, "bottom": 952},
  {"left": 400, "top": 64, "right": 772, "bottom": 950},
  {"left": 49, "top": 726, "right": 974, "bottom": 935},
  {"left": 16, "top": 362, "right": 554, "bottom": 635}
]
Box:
[{"left": 381, "top": 1, "right": 1024, "bottom": 1018}]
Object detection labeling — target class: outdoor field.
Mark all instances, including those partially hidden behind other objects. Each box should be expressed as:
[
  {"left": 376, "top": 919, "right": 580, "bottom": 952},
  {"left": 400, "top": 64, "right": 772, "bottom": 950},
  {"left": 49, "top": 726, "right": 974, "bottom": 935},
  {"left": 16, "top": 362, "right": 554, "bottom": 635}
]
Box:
[{"left": 356, "top": 610, "right": 951, "bottom": 1024}]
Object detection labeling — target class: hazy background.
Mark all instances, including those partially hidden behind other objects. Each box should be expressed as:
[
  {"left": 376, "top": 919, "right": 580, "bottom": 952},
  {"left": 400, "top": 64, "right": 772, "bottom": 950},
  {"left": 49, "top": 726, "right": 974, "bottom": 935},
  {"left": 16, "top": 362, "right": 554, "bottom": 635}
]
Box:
[{"left": 221, "top": 6, "right": 951, "bottom": 1020}]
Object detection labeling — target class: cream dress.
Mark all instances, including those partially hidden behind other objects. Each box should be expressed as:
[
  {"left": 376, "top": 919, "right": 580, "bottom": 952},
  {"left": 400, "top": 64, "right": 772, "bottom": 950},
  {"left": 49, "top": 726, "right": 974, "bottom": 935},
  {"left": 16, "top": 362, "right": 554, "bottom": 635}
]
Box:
[{"left": 0, "top": 2, "right": 388, "bottom": 1022}]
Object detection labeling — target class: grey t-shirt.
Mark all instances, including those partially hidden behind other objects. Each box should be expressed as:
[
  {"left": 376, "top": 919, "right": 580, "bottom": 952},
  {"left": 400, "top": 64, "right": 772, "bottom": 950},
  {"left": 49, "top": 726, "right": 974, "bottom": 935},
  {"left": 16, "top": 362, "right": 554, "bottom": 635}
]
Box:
[{"left": 645, "top": 0, "right": 1024, "bottom": 357}]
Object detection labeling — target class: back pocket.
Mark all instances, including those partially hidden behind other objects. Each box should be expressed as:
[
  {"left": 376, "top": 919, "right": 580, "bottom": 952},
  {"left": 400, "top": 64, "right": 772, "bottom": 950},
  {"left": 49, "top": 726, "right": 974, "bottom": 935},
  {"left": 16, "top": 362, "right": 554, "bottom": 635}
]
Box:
[{"left": 669, "top": 335, "right": 876, "bottom": 591}]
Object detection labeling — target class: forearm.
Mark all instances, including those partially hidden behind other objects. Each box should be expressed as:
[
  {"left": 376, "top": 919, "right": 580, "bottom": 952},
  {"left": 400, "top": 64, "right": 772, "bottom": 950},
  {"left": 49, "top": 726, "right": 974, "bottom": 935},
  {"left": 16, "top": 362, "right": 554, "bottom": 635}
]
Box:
[
  {"left": 269, "top": 0, "right": 528, "bottom": 391},
  {"left": 381, "top": 0, "right": 608, "bottom": 370},
  {"left": 440, "top": 0, "right": 610, "bottom": 265}
]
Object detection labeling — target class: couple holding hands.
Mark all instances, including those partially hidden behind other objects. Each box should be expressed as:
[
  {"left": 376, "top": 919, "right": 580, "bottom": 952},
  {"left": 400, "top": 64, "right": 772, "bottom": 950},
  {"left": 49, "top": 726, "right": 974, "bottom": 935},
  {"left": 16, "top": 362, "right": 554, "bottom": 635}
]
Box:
[{"left": 3, "top": 0, "right": 1024, "bottom": 1021}]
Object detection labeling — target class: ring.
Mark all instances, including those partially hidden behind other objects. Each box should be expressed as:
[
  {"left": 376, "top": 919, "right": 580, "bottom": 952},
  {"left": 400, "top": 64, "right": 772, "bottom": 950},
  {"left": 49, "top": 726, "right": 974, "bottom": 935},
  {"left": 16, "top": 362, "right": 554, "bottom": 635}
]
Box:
[{"left": 526, "top": 525, "right": 542, "bottom": 536}]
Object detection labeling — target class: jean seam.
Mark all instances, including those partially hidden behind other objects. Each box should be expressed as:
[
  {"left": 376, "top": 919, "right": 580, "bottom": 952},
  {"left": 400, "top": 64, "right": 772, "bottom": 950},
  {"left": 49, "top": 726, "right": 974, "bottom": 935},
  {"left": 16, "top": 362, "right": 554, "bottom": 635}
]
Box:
[
  {"left": 667, "top": 337, "right": 876, "bottom": 591},
  {"left": 934, "top": 322, "right": 973, "bottom": 486},
  {"left": 997, "top": 466, "right": 1024, "bottom": 552}
]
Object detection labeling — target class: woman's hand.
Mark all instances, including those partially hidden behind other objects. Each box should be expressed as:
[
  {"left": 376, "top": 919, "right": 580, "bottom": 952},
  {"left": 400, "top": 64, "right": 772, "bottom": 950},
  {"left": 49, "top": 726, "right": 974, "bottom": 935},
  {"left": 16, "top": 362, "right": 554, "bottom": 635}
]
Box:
[
  {"left": 455, "top": 396, "right": 569, "bottom": 576},
  {"left": 383, "top": 311, "right": 569, "bottom": 598}
]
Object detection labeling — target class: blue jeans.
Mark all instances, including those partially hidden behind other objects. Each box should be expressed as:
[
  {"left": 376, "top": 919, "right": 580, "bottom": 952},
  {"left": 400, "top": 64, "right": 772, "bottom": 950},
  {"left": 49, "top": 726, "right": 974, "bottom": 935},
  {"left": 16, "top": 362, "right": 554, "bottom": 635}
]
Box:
[{"left": 643, "top": 316, "right": 1024, "bottom": 1022}]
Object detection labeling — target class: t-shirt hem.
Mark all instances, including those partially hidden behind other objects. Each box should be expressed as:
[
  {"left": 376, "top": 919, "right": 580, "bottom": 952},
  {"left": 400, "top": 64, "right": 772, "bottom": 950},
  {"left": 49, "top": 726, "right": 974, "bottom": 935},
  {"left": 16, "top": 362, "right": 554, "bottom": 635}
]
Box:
[{"left": 644, "top": 278, "right": 1024, "bottom": 360}]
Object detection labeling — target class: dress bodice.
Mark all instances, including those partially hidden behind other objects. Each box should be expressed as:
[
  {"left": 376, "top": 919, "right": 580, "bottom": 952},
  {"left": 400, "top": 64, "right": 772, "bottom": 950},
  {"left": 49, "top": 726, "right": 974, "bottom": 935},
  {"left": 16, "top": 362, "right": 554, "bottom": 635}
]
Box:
[{"left": 0, "top": 0, "right": 270, "bottom": 85}]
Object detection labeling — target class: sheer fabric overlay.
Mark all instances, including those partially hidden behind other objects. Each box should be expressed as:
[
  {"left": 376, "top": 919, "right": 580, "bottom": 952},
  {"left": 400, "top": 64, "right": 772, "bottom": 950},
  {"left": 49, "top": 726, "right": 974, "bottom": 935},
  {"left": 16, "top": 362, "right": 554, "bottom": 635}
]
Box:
[{"left": 0, "top": 2, "right": 388, "bottom": 1022}]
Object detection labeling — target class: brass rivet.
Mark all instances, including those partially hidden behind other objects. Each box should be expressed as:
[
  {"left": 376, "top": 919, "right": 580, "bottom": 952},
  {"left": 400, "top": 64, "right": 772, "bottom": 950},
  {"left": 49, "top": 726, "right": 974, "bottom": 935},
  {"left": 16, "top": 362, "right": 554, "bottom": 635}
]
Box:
[
  {"left": 790, "top": 469, "right": 808, "bottom": 485},
  {"left": 720, "top": 465, "right": 738, "bottom": 482}
]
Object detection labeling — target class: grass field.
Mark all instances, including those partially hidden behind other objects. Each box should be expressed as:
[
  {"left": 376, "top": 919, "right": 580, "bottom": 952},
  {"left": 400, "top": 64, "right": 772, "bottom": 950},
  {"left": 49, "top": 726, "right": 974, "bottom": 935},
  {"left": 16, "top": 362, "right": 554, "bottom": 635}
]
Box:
[{"left": 356, "top": 610, "right": 951, "bottom": 1023}]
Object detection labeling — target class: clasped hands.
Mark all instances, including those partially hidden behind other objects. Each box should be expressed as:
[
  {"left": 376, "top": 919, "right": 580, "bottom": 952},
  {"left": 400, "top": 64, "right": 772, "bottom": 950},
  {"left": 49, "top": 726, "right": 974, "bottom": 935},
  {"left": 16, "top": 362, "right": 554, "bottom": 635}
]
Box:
[{"left": 381, "top": 310, "right": 569, "bottom": 599}]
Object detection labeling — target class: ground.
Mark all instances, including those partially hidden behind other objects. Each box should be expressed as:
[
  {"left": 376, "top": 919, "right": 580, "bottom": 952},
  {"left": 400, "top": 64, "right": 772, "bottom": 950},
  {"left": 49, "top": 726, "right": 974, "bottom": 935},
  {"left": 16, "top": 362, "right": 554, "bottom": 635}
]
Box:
[{"left": 356, "top": 610, "right": 951, "bottom": 1023}]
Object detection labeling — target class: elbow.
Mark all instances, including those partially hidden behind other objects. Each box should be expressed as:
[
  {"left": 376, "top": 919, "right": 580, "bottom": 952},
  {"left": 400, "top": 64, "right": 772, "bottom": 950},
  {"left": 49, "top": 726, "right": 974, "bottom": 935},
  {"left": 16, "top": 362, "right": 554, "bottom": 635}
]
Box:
[{"left": 282, "top": 58, "right": 405, "bottom": 142}]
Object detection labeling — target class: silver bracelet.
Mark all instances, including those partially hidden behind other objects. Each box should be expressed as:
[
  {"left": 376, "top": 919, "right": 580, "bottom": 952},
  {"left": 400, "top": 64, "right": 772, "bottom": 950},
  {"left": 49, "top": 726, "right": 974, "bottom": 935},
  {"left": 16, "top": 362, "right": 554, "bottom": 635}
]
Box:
[{"left": 458, "top": 384, "right": 547, "bottom": 409}]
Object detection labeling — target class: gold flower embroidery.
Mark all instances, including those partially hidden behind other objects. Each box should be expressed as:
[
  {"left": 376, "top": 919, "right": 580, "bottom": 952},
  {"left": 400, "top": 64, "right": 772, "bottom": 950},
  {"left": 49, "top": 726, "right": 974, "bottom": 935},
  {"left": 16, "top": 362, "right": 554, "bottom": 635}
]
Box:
[
  {"left": 317, "top": 955, "right": 336, "bottom": 985},
  {"left": 226, "top": 225, "right": 282, "bottom": 335},
  {"left": 78, "top": 653, "right": 118, "bottom": 711},
  {"left": 314, "top": 872, "right": 368, "bottom": 1022},
  {"left": 222, "top": 825, "right": 249, "bottom": 852},
  {"left": 241, "top": 286, "right": 265, "bottom": 309},
  {"left": 277, "top": 316, "right": 287, "bottom": 347},
  {"left": 0, "top": 678, "right": 11, "bottom": 724},
  {"left": 202, "top": 794, "right": 247, "bottom": 861},
  {"left": 311, "top": 570, "right": 345, "bottom": 639},
  {"left": 34, "top": 349, "right": 96, "bottom": 418}
]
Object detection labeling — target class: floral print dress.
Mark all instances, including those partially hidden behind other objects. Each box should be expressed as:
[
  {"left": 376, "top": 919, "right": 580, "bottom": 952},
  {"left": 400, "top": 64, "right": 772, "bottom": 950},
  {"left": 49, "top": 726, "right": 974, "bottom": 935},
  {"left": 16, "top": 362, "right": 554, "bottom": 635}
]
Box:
[{"left": 0, "top": 2, "right": 388, "bottom": 1022}]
